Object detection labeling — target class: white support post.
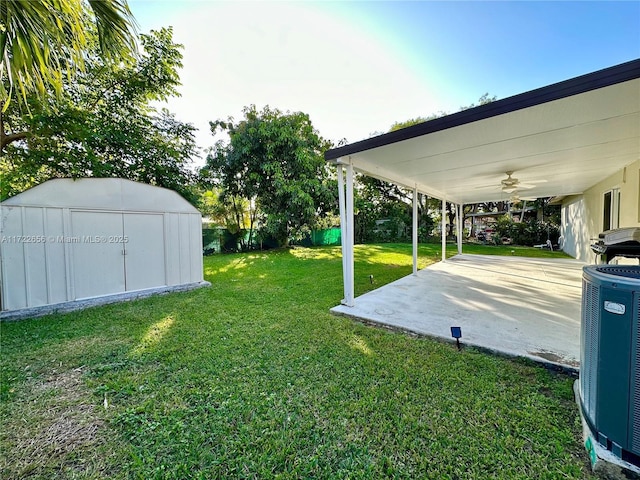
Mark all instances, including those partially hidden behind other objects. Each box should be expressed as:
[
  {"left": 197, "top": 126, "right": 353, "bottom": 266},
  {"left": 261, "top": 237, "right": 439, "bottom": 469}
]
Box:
[
  {"left": 412, "top": 186, "right": 418, "bottom": 275},
  {"left": 336, "top": 165, "right": 347, "bottom": 303},
  {"left": 456, "top": 204, "right": 463, "bottom": 255},
  {"left": 344, "top": 162, "right": 355, "bottom": 306},
  {"left": 441, "top": 198, "right": 446, "bottom": 262}
]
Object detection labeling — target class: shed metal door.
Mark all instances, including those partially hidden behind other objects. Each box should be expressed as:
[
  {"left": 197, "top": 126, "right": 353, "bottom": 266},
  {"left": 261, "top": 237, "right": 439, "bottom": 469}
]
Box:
[
  {"left": 123, "top": 213, "right": 166, "bottom": 291},
  {"left": 71, "top": 211, "right": 125, "bottom": 299}
]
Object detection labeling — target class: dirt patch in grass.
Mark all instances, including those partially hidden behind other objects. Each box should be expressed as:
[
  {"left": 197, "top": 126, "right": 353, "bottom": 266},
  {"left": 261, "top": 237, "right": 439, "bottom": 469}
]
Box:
[
  {"left": 31, "top": 369, "right": 103, "bottom": 450},
  {"left": 528, "top": 349, "right": 580, "bottom": 368},
  {"left": 1, "top": 368, "right": 109, "bottom": 479}
]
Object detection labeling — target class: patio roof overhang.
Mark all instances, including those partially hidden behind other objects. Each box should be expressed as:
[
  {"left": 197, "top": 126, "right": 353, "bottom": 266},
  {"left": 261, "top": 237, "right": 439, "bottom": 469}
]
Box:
[{"left": 325, "top": 59, "right": 640, "bottom": 205}]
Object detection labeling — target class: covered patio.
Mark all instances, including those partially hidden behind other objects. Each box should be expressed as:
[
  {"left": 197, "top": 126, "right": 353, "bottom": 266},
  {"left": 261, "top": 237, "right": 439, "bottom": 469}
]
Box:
[
  {"left": 331, "top": 254, "right": 584, "bottom": 371},
  {"left": 325, "top": 59, "right": 640, "bottom": 369}
]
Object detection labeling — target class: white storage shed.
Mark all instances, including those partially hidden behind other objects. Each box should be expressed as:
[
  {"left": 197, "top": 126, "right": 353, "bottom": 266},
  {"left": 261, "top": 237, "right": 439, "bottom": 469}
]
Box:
[{"left": 0, "top": 178, "right": 206, "bottom": 318}]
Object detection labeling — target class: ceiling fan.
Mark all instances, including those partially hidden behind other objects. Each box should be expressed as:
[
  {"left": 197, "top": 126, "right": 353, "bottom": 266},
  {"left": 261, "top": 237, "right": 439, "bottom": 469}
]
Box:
[
  {"left": 509, "top": 193, "right": 537, "bottom": 203},
  {"left": 500, "top": 171, "right": 545, "bottom": 193},
  {"left": 474, "top": 171, "right": 548, "bottom": 195}
]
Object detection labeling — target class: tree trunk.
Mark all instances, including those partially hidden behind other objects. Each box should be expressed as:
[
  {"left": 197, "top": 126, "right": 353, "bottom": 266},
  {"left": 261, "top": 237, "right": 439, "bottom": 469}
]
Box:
[
  {"left": 447, "top": 203, "right": 456, "bottom": 238},
  {"left": 466, "top": 204, "right": 478, "bottom": 237}
]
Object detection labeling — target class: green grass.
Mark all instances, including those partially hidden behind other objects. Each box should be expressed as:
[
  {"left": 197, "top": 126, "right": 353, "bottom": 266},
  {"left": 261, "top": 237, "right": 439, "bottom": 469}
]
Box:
[
  {"left": 0, "top": 243, "right": 591, "bottom": 479},
  {"left": 461, "top": 242, "right": 572, "bottom": 259}
]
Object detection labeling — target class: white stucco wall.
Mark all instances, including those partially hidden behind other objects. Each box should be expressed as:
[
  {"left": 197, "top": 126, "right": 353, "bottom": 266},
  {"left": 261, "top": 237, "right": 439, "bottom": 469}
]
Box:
[
  {"left": 561, "top": 195, "right": 588, "bottom": 261},
  {"left": 561, "top": 159, "right": 640, "bottom": 262},
  {"left": 0, "top": 178, "right": 204, "bottom": 313}
]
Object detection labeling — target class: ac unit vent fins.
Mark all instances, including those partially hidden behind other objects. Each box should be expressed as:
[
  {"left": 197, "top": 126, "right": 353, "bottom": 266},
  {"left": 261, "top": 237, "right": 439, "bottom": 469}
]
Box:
[
  {"left": 633, "top": 294, "right": 640, "bottom": 453},
  {"left": 581, "top": 265, "right": 640, "bottom": 467},
  {"left": 581, "top": 279, "right": 599, "bottom": 420}
]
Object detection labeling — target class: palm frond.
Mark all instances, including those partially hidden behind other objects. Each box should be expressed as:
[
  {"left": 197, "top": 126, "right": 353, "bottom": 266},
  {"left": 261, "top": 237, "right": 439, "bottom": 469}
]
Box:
[{"left": 0, "top": 0, "right": 137, "bottom": 112}]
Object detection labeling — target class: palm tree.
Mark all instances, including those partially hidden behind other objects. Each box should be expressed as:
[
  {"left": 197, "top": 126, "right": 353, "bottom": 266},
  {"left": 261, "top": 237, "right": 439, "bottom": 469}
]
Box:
[{"left": 0, "top": 0, "right": 138, "bottom": 112}]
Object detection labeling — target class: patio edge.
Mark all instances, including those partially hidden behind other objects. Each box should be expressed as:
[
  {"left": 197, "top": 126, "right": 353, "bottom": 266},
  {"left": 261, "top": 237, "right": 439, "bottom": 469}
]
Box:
[{"left": 331, "top": 308, "right": 579, "bottom": 376}]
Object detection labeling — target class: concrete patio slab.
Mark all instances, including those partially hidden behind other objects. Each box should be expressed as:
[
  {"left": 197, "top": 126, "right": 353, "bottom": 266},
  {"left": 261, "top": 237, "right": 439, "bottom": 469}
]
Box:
[{"left": 331, "top": 254, "right": 585, "bottom": 371}]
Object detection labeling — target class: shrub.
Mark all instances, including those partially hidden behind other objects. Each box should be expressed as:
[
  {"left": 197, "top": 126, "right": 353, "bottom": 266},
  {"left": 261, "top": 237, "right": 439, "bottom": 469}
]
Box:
[{"left": 495, "top": 215, "right": 560, "bottom": 246}]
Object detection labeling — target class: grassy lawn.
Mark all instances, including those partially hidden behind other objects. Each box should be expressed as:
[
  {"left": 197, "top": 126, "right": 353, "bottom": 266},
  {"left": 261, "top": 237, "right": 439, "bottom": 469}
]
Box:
[
  {"left": 0, "top": 243, "right": 591, "bottom": 479},
  {"left": 460, "top": 243, "right": 572, "bottom": 259}
]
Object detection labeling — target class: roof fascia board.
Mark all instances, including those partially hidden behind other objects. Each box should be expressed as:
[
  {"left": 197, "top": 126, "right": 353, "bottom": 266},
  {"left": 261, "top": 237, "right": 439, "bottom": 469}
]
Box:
[
  {"left": 325, "top": 59, "right": 640, "bottom": 160},
  {"left": 347, "top": 157, "right": 451, "bottom": 202}
]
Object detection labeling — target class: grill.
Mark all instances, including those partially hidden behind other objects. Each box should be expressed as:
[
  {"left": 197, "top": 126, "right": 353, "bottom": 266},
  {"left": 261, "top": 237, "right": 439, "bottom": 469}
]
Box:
[{"left": 591, "top": 227, "right": 640, "bottom": 264}]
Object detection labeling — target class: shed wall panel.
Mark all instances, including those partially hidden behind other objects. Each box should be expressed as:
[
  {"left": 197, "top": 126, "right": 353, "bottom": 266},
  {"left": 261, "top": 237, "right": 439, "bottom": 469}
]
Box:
[
  {"left": 1, "top": 206, "right": 28, "bottom": 310},
  {"left": 189, "top": 214, "right": 203, "bottom": 282},
  {"left": 23, "top": 207, "right": 48, "bottom": 307},
  {"left": 44, "top": 208, "right": 68, "bottom": 305},
  {"left": 178, "top": 214, "right": 191, "bottom": 284},
  {"left": 164, "top": 213, "right": 181, "bottom": 286}
]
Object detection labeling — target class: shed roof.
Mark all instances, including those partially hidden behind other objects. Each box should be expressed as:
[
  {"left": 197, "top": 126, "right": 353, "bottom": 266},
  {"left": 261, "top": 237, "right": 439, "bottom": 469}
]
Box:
[
  {"left": 1, "top": 178, "right": 199, "bottom": 214},
  {"left": 325, "top": 59, "right": 640, "bottom": 204}
]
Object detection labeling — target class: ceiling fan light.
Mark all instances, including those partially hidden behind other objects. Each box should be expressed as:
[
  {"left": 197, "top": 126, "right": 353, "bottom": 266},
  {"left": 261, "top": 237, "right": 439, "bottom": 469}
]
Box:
[{"left": 502, "top": 185, "right": 517, "bottom": 194}]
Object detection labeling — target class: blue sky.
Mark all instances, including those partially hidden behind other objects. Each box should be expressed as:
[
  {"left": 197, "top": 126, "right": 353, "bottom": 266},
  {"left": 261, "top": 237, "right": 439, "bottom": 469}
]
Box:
[{"left": 128, "top": 0, "right": 640, "bottom": 159}]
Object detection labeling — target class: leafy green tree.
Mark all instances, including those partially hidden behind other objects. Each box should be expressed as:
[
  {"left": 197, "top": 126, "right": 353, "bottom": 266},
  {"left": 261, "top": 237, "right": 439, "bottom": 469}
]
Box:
[
  {"left": 204, "top": 105, "right": 336, "bottom": 246},
  {"left": 1, "top": 28, "right": 198, "bottom": 202},
  {"left": 354, "top": 175, "right": 436, "bottom": 243},
  {"left": 460, "top": 92, "right": 496, "bottom": 110},
  {"left": 389, "top": 114, "right": 444, "bottom": 132},
  {"left": 1, "top": 0, "right": 137, "bottom": 112},
  {"left": 358, "top": 94, "right": 498, "bottom": 241},
  {"left": 388, "top": 94, "right": 495, "bottom": 133},
  {"left": 199, "top": 188, "right": 260, "bottom": 251}
]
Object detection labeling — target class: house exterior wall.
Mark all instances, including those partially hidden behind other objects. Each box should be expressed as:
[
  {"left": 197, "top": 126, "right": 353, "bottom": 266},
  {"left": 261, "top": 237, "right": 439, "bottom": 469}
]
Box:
[
  {"left": 0, "top": 179, "right": 204, "bottom": 313},
  {"left": 561, "top": 159, "right": 640, "bottom": 262},
  {"left": 561, "top": 196, "right": 588, "bottom": 261}
]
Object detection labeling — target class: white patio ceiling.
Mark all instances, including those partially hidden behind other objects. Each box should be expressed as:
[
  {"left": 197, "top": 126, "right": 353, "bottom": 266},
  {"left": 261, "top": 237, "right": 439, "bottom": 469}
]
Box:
[{"left": 325, "top": 60, "right": 640, "bottom": 205}]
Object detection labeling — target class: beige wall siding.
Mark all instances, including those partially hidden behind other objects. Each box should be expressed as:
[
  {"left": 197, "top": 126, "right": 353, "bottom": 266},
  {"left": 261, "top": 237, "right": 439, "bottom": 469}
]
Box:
[
  {"left": 562, "top": 159, "right": 640, "bottom": 262},
  {"left": 561, "top": 196, "right": 588, "bottom": 261}
]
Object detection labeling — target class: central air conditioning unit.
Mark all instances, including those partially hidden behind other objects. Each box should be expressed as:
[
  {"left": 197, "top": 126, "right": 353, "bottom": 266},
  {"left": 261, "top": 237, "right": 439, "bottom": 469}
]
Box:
[{"left": 580, "top": 265, "right": 640, "bottom": 467}]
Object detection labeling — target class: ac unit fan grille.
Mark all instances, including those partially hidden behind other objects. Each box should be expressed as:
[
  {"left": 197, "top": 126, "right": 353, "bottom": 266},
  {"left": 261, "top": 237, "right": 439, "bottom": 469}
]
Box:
[{"left": 595, "top": 267, "right": 640, "bottom": 279}]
